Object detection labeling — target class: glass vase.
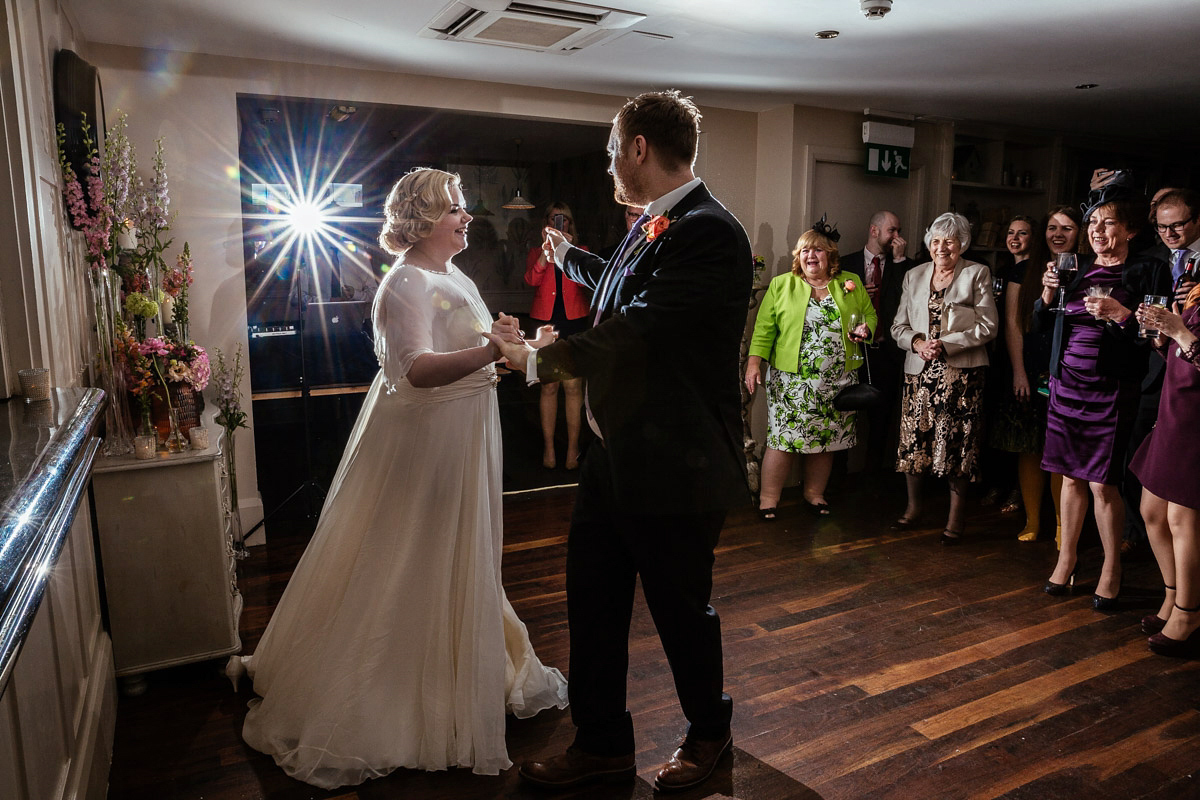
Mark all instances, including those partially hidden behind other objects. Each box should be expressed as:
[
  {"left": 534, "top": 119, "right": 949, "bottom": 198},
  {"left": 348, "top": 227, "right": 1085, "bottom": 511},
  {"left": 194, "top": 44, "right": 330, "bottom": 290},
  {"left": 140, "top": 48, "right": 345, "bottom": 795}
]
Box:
[
  {"left": 164, "top": 408, "right": 186, "bottom": 453},
  {"left": 225, "top": 431, "right": 249, "bottom": 559},
  {"left": 89, "top": 268, "right": 135, "bottom": 456}
]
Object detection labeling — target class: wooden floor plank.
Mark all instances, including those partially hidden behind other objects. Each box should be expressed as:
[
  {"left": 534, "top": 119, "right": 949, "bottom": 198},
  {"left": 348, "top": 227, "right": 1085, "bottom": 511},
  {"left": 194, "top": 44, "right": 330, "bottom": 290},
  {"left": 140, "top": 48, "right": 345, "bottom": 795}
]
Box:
[{"left": 107, "top": 478, "right": 1200, "bottom": 799}]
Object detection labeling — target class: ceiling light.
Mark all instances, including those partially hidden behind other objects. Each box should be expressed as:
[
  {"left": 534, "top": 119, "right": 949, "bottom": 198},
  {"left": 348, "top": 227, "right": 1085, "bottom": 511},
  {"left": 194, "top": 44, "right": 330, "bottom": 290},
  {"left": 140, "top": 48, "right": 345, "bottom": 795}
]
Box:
[
  {"left": 860, "top": 0, "right": 893, "bottom": 19},
  {"left": 328, "top": 104, "right": 357, "bottom": 122},
  {"left": 502, "top": 138, "right": 535, "bottom": 211},
  {"left": 815, "top": 30, "right": 840, "bottom": 39},
  {"left": 502, "top": 190, "right": 534, "bottom": 211},
  {"left": 1075, "top": 83, "right": 1099, "bottom": 90}
]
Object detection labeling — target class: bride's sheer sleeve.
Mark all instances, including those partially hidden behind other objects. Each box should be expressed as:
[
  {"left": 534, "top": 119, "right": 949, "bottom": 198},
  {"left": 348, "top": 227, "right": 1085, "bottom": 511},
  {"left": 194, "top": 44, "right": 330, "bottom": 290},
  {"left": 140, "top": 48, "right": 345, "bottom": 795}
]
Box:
[{"left": 372, "top": 266, "right": 436, "bottom": 390}]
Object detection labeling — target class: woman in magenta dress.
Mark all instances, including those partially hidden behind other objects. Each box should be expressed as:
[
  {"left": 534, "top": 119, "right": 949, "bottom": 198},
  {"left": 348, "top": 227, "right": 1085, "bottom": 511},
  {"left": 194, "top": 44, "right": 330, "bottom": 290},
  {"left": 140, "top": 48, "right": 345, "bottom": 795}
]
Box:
[
  {"left": 1034, "top": 198, "right": 1171, "bottom": 609},
  {"left": 1131, "top": 288, "right": 1200, "bottom": 655}
]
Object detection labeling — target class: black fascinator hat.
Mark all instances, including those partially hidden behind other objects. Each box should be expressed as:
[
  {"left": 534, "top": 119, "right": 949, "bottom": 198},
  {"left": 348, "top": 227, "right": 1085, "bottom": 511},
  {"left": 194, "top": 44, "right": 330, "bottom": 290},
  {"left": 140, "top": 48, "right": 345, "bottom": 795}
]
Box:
[{"left": 812, "top": 213, "right": 841, "bottom": 243}]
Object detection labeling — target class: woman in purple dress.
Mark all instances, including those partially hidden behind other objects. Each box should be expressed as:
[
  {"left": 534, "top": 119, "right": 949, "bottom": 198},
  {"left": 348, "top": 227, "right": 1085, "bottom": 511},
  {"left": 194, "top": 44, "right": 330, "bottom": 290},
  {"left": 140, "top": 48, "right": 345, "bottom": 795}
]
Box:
[
  {"left": 1131, "top": 288, "right": 1200, "bottom": 655},
  {"left": 1034, "top": 198, "right": 1171, "bottom": 610}
]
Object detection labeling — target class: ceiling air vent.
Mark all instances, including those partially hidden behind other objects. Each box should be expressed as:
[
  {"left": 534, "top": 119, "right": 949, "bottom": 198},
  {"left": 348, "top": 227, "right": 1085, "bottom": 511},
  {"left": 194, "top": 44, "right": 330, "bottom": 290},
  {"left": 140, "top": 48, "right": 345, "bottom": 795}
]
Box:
[{"left": 421, "top": 0, "right": 645, "bottom": 54}]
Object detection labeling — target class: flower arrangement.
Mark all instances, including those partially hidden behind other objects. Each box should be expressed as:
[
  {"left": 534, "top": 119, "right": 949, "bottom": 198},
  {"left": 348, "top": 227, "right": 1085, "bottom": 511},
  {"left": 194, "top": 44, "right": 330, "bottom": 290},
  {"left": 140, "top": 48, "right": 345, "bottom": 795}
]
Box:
[
  {"left": 211, "top": 345, "right": 247, "bottom": 437},
  {"left": 843, "top": 279, "right": 857, "bottom": 293},
  {"left": 57, "top": 111, "right": 204, "bottom": 456}
]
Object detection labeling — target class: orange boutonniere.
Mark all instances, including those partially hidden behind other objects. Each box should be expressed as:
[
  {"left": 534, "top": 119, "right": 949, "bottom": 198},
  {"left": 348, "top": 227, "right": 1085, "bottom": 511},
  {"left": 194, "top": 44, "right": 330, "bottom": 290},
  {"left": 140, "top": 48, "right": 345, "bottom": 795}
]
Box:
[
  {"left": 642, "top": 214, "right": 671, "bottom": 241},
  {"left": 843, "top": 279, "right": 857, "bottom": 293}
]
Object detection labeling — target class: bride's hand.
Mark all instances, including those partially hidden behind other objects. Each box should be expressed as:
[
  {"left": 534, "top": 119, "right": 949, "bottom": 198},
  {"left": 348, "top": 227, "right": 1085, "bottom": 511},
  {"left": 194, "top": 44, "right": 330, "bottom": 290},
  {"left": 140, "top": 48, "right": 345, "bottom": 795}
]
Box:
[
  {"left": 529, "top": 324, "right": 558, "bottom": 349},
  {"left": 491, "top": 312, "right": 524, "bottom": 344}
]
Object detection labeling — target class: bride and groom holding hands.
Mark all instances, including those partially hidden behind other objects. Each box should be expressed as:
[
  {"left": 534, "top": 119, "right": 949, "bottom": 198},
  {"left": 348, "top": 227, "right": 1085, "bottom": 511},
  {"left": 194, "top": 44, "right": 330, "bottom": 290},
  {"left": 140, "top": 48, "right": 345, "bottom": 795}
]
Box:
[{"left": 232, "top": 89, "right": 753, "bottom": 793}]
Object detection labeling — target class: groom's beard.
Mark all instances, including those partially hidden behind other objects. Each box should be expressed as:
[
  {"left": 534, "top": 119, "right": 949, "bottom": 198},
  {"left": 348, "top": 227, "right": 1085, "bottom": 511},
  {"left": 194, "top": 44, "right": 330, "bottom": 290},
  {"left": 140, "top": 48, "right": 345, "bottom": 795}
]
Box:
[{"left": 611, "top": 166, "right": 646, "bottom": 207}]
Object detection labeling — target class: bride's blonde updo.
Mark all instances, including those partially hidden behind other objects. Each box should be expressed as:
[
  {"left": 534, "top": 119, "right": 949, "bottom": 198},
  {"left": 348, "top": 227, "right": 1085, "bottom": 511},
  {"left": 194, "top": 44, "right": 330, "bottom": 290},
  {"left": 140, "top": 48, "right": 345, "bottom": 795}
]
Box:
[{"left": 378, "top": 167, "right": 462, "bottom": 256}]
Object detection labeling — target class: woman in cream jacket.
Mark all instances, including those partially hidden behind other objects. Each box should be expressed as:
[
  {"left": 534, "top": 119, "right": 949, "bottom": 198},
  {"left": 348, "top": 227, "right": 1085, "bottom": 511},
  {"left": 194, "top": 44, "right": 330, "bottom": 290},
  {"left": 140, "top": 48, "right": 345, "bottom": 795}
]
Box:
[{"left": 891, "top": 212, "right": 999, "bottom": 544}]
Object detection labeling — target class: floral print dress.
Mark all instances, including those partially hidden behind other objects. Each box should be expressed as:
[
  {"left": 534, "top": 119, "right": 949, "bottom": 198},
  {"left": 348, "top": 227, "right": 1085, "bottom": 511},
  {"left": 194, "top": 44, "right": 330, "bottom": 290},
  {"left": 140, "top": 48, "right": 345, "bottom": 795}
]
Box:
[
  {"left": 766, "top": 295, "right": 857, "bottom": 454},
  {"left": 896, "top": 288, "right": 986, "bottom": 478}
]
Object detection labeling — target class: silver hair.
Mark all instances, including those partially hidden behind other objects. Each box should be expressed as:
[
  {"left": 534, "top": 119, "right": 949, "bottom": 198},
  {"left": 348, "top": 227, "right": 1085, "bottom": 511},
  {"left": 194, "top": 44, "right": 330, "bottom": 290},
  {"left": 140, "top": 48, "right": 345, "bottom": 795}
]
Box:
[{"left": 923, "top": 212, "right": 972, "bottom": 252}]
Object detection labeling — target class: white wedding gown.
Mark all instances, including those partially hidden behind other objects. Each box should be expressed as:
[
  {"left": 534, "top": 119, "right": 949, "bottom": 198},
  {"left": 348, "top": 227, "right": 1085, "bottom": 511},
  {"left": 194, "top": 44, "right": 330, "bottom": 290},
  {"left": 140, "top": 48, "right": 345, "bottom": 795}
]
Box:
[{"left": 233, "top": 262, "right": 568, "bottom": 789}]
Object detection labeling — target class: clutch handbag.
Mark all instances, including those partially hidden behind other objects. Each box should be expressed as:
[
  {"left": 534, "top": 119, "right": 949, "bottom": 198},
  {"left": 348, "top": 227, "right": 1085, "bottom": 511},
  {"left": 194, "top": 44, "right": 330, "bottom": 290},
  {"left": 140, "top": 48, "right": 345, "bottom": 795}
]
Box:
[{"left": 833, "top": 344, "right": 883, "bottom": 411}]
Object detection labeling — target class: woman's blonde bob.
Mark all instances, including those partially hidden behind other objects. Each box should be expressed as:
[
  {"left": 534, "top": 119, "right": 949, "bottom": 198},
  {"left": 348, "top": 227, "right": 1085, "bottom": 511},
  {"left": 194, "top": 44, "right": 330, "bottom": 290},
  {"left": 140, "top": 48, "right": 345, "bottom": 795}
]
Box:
[
  {"left": 791, "top": 229, "right": 841, "bottom": 277},
  {"left": 378, "top": 167, "right": 462, "bottom": 256}
]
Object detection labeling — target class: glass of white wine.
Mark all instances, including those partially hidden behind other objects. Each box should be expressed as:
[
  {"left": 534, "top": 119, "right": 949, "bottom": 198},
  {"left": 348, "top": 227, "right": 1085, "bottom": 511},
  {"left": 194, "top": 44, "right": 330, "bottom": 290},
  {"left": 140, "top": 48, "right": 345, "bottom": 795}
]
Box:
[
  {"left": 1141, "top": 294, "right": 1169, "bottom": 338},
  {"left": 1084, "top": 285, "right": 1112, "bottom": 319}
]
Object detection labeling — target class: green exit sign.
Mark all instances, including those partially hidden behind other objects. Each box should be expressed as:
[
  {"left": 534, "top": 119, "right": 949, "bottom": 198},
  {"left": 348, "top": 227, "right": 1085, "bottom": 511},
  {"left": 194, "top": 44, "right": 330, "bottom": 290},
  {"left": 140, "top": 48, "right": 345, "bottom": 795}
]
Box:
[{"left": 865, "top": 145, "right": 911, "bottom": 178}]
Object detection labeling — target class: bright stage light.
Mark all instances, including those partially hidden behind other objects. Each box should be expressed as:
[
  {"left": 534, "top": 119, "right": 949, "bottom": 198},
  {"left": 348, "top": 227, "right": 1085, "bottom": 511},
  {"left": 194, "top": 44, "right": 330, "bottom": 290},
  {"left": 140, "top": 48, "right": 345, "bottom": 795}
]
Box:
[{"left": 286, "top": 201, "right": 328, "bottom": 236}]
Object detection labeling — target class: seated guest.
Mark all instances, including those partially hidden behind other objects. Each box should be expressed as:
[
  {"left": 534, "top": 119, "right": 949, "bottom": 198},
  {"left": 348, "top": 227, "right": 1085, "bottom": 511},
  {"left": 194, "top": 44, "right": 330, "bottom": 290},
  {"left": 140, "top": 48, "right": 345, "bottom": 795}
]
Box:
[
  {"left": 1131, "top": 287, "right": 1200, "bottom": 654},
  {"left": 745, "top": 220, "right": 875, "bottom": 518},
  {"left": 1035, "top": 197, "right": 1171, "bottom": 609},
  {"left": 891, "top": 212, "right": 999, "bottom": 544}
]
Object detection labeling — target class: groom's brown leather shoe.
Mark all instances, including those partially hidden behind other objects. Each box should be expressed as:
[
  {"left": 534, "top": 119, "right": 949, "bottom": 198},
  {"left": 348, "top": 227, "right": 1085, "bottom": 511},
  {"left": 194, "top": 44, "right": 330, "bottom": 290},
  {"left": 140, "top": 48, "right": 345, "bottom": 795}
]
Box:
[
  {"left": 652, "top": 732, "right": 733, "bottom": 793},
  {"left": 519, "top": 746, "right": 636, "bottom": 788}
]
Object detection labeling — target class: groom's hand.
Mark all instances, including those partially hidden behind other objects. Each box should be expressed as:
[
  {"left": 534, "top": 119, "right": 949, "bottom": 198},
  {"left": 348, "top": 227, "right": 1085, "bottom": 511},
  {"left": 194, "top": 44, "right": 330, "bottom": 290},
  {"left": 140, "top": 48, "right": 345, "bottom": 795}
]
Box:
[
  {"left": 483, "top": 332, "right": 534, "bottom": 372},
  {"left": 542, "top": 227, "right": 567, "bottom": 263}
]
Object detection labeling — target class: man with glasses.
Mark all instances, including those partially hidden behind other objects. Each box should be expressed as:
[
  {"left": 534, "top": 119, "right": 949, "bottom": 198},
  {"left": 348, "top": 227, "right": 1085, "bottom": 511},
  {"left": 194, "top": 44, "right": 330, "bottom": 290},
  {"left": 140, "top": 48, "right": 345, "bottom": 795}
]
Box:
[
  {"left": 1154, "top": 189, "right": 1200, "bottom": 296},
  {"left": 1123, "top": 188, "right": 1199, "bottom": 554}
]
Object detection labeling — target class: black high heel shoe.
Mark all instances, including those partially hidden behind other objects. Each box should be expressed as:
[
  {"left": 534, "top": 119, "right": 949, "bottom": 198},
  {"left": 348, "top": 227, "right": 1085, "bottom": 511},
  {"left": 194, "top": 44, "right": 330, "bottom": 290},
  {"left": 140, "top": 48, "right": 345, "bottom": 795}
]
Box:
[
  {"left": 1148, "top": 602, "right": 1200, "bottom": 657},
  {"left": 1043, "top": 565, "right": 1078, "bottom": 596},
  {"left": 940, "top": 529, "right": 962, "bottom": 546},
  {"left": 1142, "top": 585, "right": 1175, "bottom": 634},
  {"left": 1092, "top": 576, "right": 1123, "bottom": 612}
]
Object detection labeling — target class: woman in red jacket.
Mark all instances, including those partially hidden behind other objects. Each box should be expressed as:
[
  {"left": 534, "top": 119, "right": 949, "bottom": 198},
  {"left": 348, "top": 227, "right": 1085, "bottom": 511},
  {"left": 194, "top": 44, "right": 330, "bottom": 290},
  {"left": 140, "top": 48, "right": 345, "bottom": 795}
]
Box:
[{"left": 525, "top": 202, "right": 590, "bottom": 469}]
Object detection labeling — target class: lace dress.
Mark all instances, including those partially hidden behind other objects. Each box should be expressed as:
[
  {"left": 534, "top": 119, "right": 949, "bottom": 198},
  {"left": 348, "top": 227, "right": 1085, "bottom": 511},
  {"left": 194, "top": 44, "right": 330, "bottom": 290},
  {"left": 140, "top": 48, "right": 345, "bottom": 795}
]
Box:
[{"left": 233, "top": 262, "right": 568, "bottom": 789}]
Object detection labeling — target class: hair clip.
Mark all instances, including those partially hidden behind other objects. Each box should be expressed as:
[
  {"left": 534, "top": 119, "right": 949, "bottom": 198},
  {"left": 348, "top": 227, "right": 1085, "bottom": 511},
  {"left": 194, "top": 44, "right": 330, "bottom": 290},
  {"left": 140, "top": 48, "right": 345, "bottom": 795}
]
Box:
[{"left": 812, "top": 213, "right": 841, "bottom": 243}]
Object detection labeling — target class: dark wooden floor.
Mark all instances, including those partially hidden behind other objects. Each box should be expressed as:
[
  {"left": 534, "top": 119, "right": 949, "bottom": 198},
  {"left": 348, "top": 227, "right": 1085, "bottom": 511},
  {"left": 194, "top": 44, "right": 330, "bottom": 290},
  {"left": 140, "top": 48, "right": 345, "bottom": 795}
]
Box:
[{"left": 108, "top": 473, "right": 1200, "bottom": 800}]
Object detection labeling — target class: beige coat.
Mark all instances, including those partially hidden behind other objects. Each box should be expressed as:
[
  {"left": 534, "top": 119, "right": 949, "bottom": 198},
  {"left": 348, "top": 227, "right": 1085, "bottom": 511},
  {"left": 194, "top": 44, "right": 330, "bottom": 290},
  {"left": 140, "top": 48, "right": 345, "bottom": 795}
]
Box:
[{"left": 891, "top": 259, "right": 999, "bottom": 375}]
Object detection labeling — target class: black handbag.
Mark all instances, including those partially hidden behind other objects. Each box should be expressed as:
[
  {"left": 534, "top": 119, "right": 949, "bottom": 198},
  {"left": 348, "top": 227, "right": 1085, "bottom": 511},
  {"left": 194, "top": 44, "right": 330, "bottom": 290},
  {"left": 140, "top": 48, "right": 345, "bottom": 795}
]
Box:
[{"left": 833, "top": 345, "right": 883, "bottom": 411}]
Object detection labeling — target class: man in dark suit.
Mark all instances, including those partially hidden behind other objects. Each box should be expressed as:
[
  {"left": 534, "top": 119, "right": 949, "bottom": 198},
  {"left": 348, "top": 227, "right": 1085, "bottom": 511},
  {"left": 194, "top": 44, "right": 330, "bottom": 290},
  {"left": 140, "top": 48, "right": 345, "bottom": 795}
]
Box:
[
  {"left": 839, "top": 210, "right": 913, "bottom": 469},
  {"left": 489, "top": 90, "right": 751, "bottom": 794}
]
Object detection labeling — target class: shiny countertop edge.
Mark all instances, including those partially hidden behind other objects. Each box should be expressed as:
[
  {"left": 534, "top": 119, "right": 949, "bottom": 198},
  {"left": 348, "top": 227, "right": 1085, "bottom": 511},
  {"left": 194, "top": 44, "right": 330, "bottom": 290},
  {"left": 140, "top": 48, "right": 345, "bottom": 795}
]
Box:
[{"left": 0, "top": 387, "right": 105, "bottom": 695}]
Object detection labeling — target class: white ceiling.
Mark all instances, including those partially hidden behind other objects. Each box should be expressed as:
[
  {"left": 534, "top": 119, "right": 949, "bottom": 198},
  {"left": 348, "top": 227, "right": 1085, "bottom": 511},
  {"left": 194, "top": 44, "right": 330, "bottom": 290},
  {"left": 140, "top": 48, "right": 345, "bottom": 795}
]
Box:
[{"left": 66, "top": 0, "right": 1200, "bottom": 142}]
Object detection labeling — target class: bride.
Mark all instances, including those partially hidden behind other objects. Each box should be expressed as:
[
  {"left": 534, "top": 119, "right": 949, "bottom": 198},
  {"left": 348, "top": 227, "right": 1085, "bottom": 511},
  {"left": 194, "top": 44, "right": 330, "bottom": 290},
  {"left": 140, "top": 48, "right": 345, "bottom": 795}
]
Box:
[{"left": 231, "top": 167, "right": 568, "bottom": 789}]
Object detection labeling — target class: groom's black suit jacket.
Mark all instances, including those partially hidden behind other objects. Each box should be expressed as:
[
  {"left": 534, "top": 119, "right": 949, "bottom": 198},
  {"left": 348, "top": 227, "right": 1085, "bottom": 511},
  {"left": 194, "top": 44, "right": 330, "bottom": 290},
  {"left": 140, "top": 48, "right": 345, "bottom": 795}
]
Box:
[{"left": 536, "top": 183, "right": 752, "bottom": 514}]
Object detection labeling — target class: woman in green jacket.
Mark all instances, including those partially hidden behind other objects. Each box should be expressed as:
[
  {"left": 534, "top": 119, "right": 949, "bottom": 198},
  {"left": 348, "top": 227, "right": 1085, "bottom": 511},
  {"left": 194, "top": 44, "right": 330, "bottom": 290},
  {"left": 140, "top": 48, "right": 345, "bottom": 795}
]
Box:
[{"left": 746, "top": 224, "right": 876, "bottom": 519}]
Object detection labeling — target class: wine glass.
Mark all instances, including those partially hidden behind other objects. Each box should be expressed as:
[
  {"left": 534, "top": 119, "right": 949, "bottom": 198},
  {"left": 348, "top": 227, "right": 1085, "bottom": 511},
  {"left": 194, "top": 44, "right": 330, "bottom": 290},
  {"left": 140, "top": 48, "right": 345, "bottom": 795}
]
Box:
[
  {"left": 992, "top": 275, "right": 1005, "bottom": 299},
  {"left": 847, "top": 312, "right": 863, "bottom": 359},
  {"left": 1141, "top": 294, "right": 1170, "bottom": 338},
  {"left": 1052, "top": 253, "right": 1078, "bottom": 312},
  {"left": 1084, "top": 285, "right": 1112, "bottom": 319}
]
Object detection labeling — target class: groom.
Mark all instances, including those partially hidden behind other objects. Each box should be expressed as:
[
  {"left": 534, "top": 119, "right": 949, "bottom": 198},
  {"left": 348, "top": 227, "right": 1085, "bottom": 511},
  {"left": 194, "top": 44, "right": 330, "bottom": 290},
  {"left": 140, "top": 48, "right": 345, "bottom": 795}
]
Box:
[{"left": 489, "top": 90, "right": 752, "bottom": 793}]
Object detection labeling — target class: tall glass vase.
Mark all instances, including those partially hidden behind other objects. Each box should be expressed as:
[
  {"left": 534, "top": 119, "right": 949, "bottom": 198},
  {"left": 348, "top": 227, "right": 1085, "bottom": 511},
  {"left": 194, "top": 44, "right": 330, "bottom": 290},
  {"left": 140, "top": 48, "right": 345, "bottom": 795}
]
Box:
[
  {"left": 89, "top": 267, "right": 135, "bottom": 456},
  {"left": 225, "top": 431, "right": 249, "bottom": 559}
]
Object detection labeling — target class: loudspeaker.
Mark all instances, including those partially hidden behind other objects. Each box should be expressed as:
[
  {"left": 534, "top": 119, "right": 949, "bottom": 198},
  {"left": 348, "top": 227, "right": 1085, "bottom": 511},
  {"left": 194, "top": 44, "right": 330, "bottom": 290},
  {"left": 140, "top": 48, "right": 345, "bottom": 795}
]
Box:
[
  {"left": 302, "top": 301, "right": 377, "bottom": 388},
  {"left": 248, "top": 323, "right": 302, "bottom": 392}
]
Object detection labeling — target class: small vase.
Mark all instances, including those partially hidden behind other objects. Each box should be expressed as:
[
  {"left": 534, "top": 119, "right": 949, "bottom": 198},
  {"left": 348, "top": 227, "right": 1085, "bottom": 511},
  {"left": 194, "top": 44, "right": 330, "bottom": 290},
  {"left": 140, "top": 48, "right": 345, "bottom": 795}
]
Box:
[{"left": 164, "top": 408, "right": 186, "bottom": 453}]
